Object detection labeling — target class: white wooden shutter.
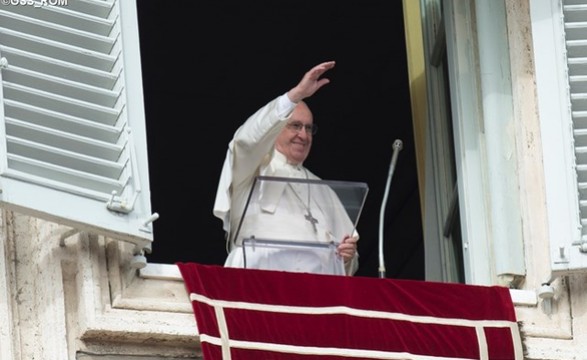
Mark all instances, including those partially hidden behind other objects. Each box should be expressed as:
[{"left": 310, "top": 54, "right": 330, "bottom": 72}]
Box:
[
  {"left": 560, "top": 0, "right": 587, "bottom": 272},
  {"left": 532, "top": 0, "right": 587, "bottom": 275},
  {"left": 0, "top": 0, "right": 155, "bottom": 252}
]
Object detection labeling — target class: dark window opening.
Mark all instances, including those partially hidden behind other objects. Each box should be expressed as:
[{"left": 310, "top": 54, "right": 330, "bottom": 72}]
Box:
[{"left": 136, "top": 1, "right": 423, "bottom": 279}]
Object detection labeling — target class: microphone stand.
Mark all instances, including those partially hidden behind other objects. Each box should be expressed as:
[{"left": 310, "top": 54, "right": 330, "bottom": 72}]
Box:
[{"left": 378, "top": 139, "right": 403, "bottom": 278}]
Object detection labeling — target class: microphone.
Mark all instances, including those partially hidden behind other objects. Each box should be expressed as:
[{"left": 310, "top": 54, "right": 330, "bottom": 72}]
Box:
[{"left": 378, "top": 139, "right": 403, "bottom": 278}]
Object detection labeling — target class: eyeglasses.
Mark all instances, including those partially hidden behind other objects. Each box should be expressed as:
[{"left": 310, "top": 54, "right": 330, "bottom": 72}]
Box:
[{"left": 286, "top": 121, "right": 318, "bottom": 135}]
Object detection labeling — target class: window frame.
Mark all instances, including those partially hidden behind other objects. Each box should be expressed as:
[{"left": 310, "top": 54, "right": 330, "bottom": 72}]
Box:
[{"left": 421, "top": 0, "right": 527, "bottom": 286}]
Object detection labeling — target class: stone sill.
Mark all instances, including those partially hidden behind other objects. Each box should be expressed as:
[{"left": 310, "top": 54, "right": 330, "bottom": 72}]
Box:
[{"left": 140, "top": 263, "right": 538, "bottom": 307}]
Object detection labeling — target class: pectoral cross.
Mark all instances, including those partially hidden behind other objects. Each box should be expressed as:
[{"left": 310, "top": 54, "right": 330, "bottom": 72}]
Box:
[{"left": 305, "top": 210, "right": 318, "bottom": 233}]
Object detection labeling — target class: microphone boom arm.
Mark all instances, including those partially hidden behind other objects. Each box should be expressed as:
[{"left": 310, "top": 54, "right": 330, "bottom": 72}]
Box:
[{"left": 378, "top": 139, "right": 403, "bottom": 278}]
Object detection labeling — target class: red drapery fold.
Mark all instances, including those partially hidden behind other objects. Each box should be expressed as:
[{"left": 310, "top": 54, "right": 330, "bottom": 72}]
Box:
[{"left": 177, "top": 262, "right": 523, "bottom": 360}]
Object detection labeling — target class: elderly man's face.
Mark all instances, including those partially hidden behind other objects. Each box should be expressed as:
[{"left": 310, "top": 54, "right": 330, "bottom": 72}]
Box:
[{"left": 275, "top": 103, "right": 314, "bottom": 165}]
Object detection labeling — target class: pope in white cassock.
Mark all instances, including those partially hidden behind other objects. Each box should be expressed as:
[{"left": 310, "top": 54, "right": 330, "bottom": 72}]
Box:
[{"left": 213, "top": 61, "right": 360, "bottom": 276}]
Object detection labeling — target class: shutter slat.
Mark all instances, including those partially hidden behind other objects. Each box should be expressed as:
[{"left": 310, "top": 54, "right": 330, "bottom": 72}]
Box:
[
  {"left": 0, "top": 1, "right": 115, "bottom": 35},
  {"left": 0, "top": 10, "right": 116, "bottom": 53},
  {"left": 5, "top": 100, "right": 121, "bottom": 143},
  {"left": 3, "top": 82, "right": 121, "bottom": 125},
  {"left": 3, "top": 65, "right": 121, "bottom": 107},
  {"left": 5, "top": 117, "right": 124, "bottom": 160},
  {"left": 0, "top": 28, "right": 117, "bottom": 71},
  {"left": 7, "top": 136, "right": 125, "bottom": 179},
  {"left": 62, "top": 0, "right": 115, "bottom": 19},
  {"left": 5, "top": 155, "right": 127, "bottom": 197},
  {"left": 0, "top": 46, "right": 118, "bottom": 89}
]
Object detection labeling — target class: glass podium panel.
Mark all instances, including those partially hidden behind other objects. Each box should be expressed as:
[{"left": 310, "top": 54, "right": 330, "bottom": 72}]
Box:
[
  {"left": 233, "top": 176, "right": 369, "bottom": 275},
  {"left": 243, "top": 237, "right": 345, "bottom": 275}
]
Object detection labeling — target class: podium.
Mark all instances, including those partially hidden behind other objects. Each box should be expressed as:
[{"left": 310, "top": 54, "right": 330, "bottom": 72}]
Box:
[{"left": 232, "top": 175, "right": 369, "bottom": 275}]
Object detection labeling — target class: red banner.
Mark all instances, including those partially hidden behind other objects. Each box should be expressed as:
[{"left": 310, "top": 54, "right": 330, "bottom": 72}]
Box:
[{"left": 177, "top": 263, "right": 523, "bottom": 360}]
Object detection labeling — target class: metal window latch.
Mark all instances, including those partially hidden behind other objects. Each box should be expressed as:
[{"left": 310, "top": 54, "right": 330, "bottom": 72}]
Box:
[{"left": 139, "top": 213, "right": 159, "bottom": 234}]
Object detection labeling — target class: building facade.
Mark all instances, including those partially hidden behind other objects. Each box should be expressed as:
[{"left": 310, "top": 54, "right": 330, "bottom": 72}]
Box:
[{"left": 1, "top": 0, "right": 587, "bottom": 359}]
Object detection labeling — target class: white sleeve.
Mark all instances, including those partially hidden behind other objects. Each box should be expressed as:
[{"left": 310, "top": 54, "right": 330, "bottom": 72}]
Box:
[
  {"left": 276, "top": 92, "right": 297, "bottom": 118},
  {"left": 214, "top": 94, "right": 294, "bottom": 234}
]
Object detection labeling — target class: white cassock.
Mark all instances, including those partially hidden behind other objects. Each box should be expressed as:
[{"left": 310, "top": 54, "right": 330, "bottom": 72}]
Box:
[{"left": 213, "top": 94, "right": 359, "bottom": 275}]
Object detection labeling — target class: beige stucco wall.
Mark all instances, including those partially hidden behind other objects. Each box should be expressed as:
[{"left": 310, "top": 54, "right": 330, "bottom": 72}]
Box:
[
  {"left": 1, "top": 207, "right": 586, "bottom": 359},
  {"left": 0, "top": 210, "right": 201, "bottom": 359},
  {"left": 506, "top": 0, "right": 587, "bottom": 356}
]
